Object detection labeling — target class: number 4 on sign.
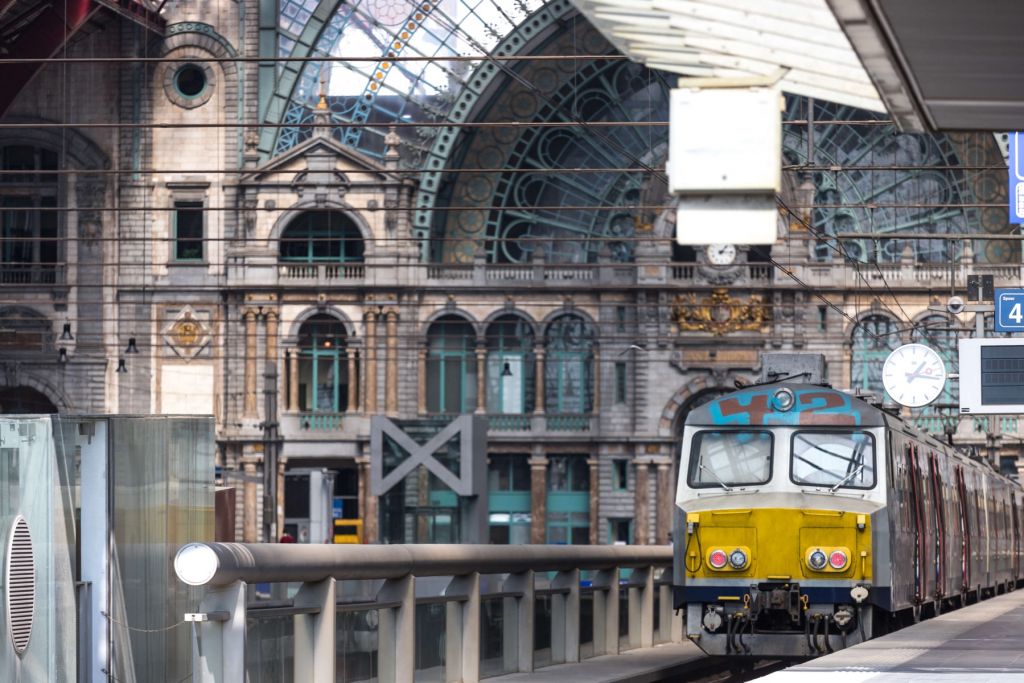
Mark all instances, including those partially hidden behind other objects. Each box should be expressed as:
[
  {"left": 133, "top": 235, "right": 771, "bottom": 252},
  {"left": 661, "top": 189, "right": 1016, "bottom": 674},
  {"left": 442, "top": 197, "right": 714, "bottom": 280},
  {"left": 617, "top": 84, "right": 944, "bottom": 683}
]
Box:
[{"left": 1011, "top": 303, "right": 1024, "bottom": 324}]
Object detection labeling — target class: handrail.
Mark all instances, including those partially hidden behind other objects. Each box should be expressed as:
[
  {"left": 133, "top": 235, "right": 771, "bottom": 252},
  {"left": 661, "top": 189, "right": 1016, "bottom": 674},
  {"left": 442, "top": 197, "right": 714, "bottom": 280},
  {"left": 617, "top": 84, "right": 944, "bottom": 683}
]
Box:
[{"left": 174, "top": 542, "right": 673, "bottom": 587}]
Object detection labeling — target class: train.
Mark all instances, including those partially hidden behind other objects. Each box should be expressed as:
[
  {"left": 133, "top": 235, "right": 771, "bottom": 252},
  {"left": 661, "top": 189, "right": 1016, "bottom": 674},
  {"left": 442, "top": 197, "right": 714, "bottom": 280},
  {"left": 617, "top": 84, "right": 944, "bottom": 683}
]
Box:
[{"left": 672, "top": 382, "right": 1023, "bottom": 657}]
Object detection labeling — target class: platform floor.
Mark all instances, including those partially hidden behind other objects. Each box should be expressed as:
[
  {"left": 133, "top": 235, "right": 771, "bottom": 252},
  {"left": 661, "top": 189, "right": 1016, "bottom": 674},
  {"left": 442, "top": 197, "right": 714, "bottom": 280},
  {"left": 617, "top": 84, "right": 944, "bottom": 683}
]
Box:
[
  {"left": 760, "top": 589, "right": 1024, "bottom": 681},
  {"left": 486, "top": 643, "right": 707, "bottom": 683}
]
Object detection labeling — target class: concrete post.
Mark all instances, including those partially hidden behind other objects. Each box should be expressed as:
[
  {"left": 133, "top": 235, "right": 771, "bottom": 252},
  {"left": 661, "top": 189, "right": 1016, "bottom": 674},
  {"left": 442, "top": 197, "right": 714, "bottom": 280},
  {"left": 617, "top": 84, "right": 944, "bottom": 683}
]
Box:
[
  {"left": 627, "top": 567, "right": 654, "bottom": 649},
  {"left": 592, "top": 568, "right": 619, "bottom": 656},
  {"left": 529, "top": 455, "right": 548, "bottom": 544},
  {"left": 503, "top": 571, "right": 534, "bottom": 673},
  {"left": 655, "top": 460, "right": 672, "bottom": 545},
  {"left": 634, "top": 461, "right": 650, "bottom": 545},
  {"left": 552, "top": 569, "right": 580, "bottom": 663},
  {"left": 475, "top": 345, "right": 487, "bottom": 414},
  {"left": 192, "top": 581, "right": 246, "bottom": 683},
  {"left": 293, "top": 578, "right": 337, "bottom": 683},
  {"left": 242, "top": 457, "right": 258, "bottom": 542},
  {"left": 587, "top": 457, "right": 600, "bottom": 545},
  {"left": 658, "top": 580, "right": 676, "bottom": 643},
  {"left": 445, "top": 573, "right": 481, "bottom": 683},
  {"left": 377, "top": 575, "right": 416, "bottom": 683}
]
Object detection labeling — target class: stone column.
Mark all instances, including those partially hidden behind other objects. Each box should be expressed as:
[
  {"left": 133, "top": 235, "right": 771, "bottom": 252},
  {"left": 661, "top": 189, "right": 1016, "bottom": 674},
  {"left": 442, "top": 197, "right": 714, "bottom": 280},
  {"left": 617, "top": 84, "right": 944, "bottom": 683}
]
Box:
[
  {"left": 288, "top": 348, "right": 299, "bottom": 411},
  {"left": 265, "top": 311, "right": 278, "bottom": 370},
  {"left": 242, "top": 456, "right": 259, "bottom": 542},
  {"left": 347, "top": 350, "right": 357, "bottom": 413},
  {"left": 244, "top": 309, "right": 258, "bottom": 417},
  {"left": 365, "top": 309, "right": 377, "bottom": 415},
  {"left": 385, "top": 308, "right": 399, "bottom": 415},
  {"left": 357, "top": 456, "right": 378, "bottom": 543},
  {"left": 475, "top": 345, "right": 487, "bottom": 414},
  {"left": 534, "top": 347, "right": 546, "bottom": 414},
  {"left": 417, "top": 346, "right": 428, "bottom": 414},
  {"left": 655, "top": 459, "right": 672, "bottom": 545},
  {"left": 276, "top": 455, "right": 288, "bottom": 539},
  {"left": 634, "top": 460, "right": 650, "bottom": 545},
  {"left": 529, "top": 454, "right": 548, "bottom": 544},
  {"left": 587, "top": 457, "right": 600, "bottom": 545}
]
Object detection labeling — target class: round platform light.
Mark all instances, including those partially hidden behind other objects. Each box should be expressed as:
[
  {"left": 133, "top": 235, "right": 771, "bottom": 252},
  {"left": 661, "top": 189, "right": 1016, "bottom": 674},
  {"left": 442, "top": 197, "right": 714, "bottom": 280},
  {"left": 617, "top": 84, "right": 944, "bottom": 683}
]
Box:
[
  {"left": 829, "top": 550, "right": 848, "bottom": 570},
  {"left": 808, "top": 549, "right": 827, "bottom": 570},
  {"left": 708, "top": 549, "right": 728, "bottom": 569},
  {"left": 174, "top": 543, "right": 220, "bottom": 586},
  {"left": 728, "top": 549, "right": 748, "bottom": 569}
]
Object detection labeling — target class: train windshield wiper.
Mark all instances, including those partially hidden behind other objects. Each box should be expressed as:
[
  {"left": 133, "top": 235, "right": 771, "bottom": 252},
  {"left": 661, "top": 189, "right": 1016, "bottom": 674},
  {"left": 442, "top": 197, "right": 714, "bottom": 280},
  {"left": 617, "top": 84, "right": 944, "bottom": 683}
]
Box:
[
  {"left": 829, "top": 464, "right": 865, "bottom": 493},
  {"left": 699, "top": 463, "right": 734, "bottom": 492}
]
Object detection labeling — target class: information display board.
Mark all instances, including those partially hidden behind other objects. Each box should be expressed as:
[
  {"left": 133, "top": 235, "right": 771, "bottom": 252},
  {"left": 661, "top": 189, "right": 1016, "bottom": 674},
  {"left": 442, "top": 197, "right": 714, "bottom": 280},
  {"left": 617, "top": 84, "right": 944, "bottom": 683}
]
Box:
[{"left": 959, "top": 338, "right": 1024, "bottom": 413}]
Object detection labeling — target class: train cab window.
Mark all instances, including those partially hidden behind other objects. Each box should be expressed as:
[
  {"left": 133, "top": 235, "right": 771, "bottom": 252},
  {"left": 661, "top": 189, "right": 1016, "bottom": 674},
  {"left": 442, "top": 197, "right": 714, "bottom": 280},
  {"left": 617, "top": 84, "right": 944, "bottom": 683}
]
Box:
[
  {"left": 790, "top": 431, "right": 875, "bottom": 489},
  {"left": 687, "top": 431, "right": 773, "bottom": 489}
]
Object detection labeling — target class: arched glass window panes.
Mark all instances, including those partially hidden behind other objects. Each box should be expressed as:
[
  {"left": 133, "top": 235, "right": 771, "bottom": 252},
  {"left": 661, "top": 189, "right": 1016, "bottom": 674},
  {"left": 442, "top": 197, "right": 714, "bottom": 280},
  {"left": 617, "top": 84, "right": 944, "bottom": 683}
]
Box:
[
  {"left": 426, "top": 316, "right": 477, "bottom": 413},
  {"left": 909, "top": 315, "right": 959, "bottom": 433},
  {"left": 298, "top": 314, "right": 349, "bottom": 413},
  {"left": 1, "top": 146, "right": 59, "bottom": 283},
  {"left": 279, "top": 211, "right": 364, "bottom": 263},
  {"left": 545, "top": 315, "right": 594, "bottom": 414},
  {"left": 485, "top": 316, "right": 535, "bottom": 414},
  {"left": 851, "top": 314, "right": 901, "bottom": 396}
]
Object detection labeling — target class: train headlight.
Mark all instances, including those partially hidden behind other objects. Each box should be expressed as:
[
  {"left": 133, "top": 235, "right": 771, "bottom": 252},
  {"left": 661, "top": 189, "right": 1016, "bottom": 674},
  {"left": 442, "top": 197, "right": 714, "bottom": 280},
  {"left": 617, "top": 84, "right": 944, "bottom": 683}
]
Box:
[
  {"left": 708, "top": 549, "right": 728, "bottom": 569},
  {"left": 728, "top": 548, "right": 748, "bottom": 569},
  {"left": 829, "top": 550, "right": 848, "bottom": 570},
  {"left": 808, "top": 549, "right": 827, "bottom": 570},
  {"left": 772, "top": 387, "right": 795, "bottom": 411}
]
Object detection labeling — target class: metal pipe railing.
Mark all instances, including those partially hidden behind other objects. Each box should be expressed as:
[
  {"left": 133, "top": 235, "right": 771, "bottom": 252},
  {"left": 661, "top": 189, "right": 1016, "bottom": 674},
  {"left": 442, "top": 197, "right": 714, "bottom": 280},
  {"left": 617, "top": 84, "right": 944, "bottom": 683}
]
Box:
[{"left": 174, "top": 543, "right": 679, "bottom": 683}]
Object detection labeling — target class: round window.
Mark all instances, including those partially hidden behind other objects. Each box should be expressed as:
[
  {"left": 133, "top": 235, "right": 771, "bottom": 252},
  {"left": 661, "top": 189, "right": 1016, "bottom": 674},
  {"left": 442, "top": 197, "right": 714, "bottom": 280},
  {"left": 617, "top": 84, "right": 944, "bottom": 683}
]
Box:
[{"left": 174, "top": 64, "right": 207, "bottom": 98}]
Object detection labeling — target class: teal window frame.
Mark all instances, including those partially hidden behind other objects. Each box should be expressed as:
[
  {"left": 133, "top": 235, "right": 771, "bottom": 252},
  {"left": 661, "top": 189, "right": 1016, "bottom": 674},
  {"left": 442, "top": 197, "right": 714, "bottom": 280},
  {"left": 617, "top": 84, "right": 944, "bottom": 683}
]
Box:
[
  {"left": 426, "top": 316, "right": 477, "bottom": 414},
  {"left": 545, "top": 315, "right": 594, "bottom": 414},
  {"left": 611, "top": 459, "right": 628, "bottom": 491},
  {"left": 546, "top": 455, "right": 590, "bottom": 545},
  {"left": 608, "top": 517, "right": 633, "bottom": 545},
  {"left": 279, "top": 210, "right": 365, "bottom": 263},
  {"left": 172, "top": 200, "right": 204, "bottom": 262},
  {"left": 851, "top": 314, "right": 900, "bottom": 394},
  {"left": 485, "top": 315, "right": 535, "bottom": 414},
  {"left": 488, "top": 454, "right": 531, "bottom": 544},
  {"left": 298, "top": 316, "right": 348, "bottom": 413}
]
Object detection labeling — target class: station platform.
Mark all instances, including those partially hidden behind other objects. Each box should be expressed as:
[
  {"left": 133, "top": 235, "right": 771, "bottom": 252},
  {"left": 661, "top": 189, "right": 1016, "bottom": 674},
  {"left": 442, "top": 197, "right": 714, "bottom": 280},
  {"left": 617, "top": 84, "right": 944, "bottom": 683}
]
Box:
[
  {"left": 761, "top": 589, "right": 1024, "bottom": 681},
  {"left": 487, "top": 643, "right": 708, "bottom": 683}
]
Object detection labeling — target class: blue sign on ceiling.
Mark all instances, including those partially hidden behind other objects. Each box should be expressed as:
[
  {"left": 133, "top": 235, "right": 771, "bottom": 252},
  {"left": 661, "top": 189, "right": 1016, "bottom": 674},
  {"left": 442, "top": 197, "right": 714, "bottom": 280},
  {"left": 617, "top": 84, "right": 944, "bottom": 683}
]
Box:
[{"left": 1010, "top": 133, "right": 1024, "bottom": 224}]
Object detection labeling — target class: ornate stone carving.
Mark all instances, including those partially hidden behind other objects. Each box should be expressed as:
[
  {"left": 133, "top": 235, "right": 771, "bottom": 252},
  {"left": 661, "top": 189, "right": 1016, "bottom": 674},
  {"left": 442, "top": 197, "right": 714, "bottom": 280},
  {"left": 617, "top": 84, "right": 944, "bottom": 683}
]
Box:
[
  {"left": 672, "top": 288, "right": 770, "bottom": 336},
  {"left": 161, "top": 306, "right": 212, "bottom": 360}
]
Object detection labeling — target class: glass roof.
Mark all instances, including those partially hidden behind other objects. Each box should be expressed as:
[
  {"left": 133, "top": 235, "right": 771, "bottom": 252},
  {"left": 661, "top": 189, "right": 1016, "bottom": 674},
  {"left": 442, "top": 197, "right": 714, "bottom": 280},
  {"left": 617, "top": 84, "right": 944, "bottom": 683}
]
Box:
[{"left": 274, "top": 0, "right": 547, "bottom": 159}]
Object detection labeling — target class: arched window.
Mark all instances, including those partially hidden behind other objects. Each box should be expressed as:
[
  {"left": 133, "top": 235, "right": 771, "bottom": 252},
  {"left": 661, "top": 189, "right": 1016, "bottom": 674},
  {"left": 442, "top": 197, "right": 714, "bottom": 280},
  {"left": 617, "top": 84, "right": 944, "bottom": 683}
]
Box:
[
  {"left": 850, "top": 314, "right": 900, "bottom": 395},
  {"left": 298, "top": 315, "right": 349, "bottom": 413},
  {"left": 910, "top": 315, "right": 959, "bottom": 430},
  {"left": 279, "top": 211, "right": 364, "bottom": 263},
  {"left": 426, "top": 316, "right": 477, "bottom": 413},
  {"left": 485, "top": 315, "right": 535, "bottom": 414},
  {"left": 1, "top": 145, "right": 59, "bottom": 283},
  {"left": 545, "top": 315, "right": 594, "bottom": 414}
]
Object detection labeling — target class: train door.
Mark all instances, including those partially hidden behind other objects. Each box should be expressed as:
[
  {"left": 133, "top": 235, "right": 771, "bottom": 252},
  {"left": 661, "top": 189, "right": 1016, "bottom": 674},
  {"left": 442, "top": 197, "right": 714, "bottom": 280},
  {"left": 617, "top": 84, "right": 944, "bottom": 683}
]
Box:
[
  {"left": 982, "top": 474, "right": 991, "bottom": 587},
  {"left": 928, "top": 453, "right": 946, "bottom": 600},
  {"left": 907, "top": 444, "right": 926, "bottom": 606},
  {"left": 955, "top": 465, "right": 971, "bottom": 596},
  {"left": 1012, "top": 492, "right": 1020, "bottom": 581}
]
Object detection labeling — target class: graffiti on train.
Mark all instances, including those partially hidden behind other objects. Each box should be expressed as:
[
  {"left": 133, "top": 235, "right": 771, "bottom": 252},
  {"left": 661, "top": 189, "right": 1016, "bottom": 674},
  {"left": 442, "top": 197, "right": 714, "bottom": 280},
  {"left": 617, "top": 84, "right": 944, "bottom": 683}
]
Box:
[{"left": 708, "top": 388, "right": 863, "bottom": 426}]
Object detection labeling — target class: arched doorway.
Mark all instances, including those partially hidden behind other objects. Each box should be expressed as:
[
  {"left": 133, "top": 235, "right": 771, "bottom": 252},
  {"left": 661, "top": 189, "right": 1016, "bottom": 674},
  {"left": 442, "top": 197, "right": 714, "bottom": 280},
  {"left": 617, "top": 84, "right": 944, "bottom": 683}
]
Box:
[{"left": 0, "top": 386, "right": 58, "bottom": 414}]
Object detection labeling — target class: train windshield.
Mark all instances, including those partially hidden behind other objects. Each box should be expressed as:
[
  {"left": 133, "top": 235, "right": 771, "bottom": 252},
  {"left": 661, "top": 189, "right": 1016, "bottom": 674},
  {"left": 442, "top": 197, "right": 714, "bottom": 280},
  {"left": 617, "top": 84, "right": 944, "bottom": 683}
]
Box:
[
  {"left": 688, "top": 431, "right": 773, "bottom": 489},
  {"left": 790, "top": 431, "right": 875, "bottom": 489}
]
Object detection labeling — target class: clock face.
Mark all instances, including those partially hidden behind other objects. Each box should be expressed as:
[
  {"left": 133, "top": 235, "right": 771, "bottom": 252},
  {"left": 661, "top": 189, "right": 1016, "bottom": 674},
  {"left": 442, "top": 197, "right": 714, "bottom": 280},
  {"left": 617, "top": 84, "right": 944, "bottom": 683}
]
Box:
[
  {"left": 882, "top": 343, "right": 947, "bottom": 408},
  {"left": 705, "top": 244, "right": 737, "bottom": 266}
]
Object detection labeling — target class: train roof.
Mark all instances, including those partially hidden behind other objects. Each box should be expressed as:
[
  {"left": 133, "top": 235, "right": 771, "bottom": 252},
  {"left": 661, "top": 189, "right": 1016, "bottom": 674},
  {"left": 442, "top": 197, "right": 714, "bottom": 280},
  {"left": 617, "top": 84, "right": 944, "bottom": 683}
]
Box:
[{"left": 685, "top": 383, "right": 887, "bottom": 428}]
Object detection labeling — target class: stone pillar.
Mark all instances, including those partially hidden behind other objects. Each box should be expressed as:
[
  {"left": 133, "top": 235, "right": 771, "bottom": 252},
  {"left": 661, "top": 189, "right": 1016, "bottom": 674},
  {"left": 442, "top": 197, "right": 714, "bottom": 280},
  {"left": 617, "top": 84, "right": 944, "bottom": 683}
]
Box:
[
  {"left": 534, "top": 347, "right": 546, "bottom": 414},
  {"left": 242, "top": 456, "right": 259, "bottom": 542},
  {"left": 244, "top": 309, "right": 258, "bottom": 417},
  {"left": 634, "top": 460, "right": 650, "bottom": 545},
  {"left": 365, "top": 309, "right": 377, "bottom": 415},
  {"left": 587, "top": 457, "right": 600, "bottom": 545},
  {"left": 288, "top": 348, "right": 299, "bottom": 411},
  {"left": 417, "top": 346, "right": 428, "bottom": 414},
  {"left": 591, "top": 347, "right": 601, "bottom": 412},
  {"left": 357, "top": 456, "right": 377, "bottom": 543},
  {"left": 277, "top": 455, "right": 288, "bottom": 538},
  {"left": 475, "top": 345, "right": 487, "bottom": 414},
  {"left": 655, "top": 460, "right": 672, "bottom": 545},
  {"left": 265, "top": 311, "right": 278, "bottom": 369},
  {"left": 385, "top": 308, "right": 399, "bottom": 415},
  {"left": 347, "top": 350, "right": 357, "bottom": 413},
  {"left": 529, "top": 454, "right": 548, "bottom": 544}
]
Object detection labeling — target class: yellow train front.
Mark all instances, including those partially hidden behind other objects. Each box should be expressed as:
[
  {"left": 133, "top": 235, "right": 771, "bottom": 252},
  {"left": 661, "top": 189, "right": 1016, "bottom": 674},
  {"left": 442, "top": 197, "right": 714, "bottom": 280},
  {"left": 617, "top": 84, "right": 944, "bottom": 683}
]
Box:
[{"left": 673, "top": 383, "right": 1024, "bottom": 658}]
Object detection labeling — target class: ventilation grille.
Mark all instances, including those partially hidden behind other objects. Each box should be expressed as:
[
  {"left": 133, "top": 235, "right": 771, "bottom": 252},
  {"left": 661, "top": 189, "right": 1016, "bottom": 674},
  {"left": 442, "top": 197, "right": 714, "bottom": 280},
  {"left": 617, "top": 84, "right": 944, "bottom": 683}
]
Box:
[{"left": 6, "top": 516, "right": 34, "bottom": 655}]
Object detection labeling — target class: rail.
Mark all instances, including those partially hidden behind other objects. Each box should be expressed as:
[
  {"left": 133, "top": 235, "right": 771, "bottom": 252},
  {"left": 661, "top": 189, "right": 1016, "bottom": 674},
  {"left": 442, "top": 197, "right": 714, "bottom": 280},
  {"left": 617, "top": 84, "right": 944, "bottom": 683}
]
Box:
[{"left": 174, "top": 542, "right": 677, "bottom": 683}]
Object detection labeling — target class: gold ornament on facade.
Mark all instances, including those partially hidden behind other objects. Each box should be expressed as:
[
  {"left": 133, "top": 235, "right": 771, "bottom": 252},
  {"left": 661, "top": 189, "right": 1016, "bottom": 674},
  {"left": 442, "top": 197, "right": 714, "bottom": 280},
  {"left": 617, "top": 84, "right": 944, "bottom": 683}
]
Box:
[
  {"left": 174, "top": 315, "right": 201, "bottom": 347},
  {"left": 672, "top": 288, "right": 770, "bottom": 336}
]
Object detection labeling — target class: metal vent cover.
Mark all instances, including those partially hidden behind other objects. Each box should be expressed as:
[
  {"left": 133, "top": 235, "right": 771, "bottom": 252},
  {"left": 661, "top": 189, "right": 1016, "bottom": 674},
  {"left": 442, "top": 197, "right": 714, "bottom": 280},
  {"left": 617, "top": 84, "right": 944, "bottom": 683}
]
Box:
[{"left": 5, "top": 516, "right": 34, "bottom": 655}]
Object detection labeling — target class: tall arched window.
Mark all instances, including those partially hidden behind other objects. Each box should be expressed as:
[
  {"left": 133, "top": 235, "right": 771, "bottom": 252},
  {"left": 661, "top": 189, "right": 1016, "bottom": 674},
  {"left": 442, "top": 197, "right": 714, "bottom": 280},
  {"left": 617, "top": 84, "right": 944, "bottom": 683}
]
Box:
[
  {"left": 851, "top": 314, "right": 900, "bottom": 395},
  {"left": 1, "top": 145, "right": 59, "bottom": 283},
  {"left": 910, "top": 315, "right": 959, "bottom": 430},
  {"left": 279, "top": 210, "right": 364, "bottom": 263},
  {"left": 426, "top": 316, "right": 477, "bottom": 413},
  {"left": 298, "top": 314, "right": 349, "bottom": 413},
  {"left": 545, "top": 315, "right": 594, "bottom": 414},
  {"left": 485, "top": 315, "right": 535, "bottom": 414}
]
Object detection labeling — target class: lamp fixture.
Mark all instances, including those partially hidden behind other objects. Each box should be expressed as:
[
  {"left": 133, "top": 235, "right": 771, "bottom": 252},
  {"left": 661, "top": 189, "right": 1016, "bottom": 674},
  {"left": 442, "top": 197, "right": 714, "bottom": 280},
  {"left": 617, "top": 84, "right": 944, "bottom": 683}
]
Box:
[
  {"left": 116, "top": 358, "right": 127, "bottom": 373},
  {"left": 60, "top": 322, "right": 73, "bottom": 341},
  {"left": 58, "top": 348, "right": 68, "bottom": 364},
  {"left": 125, "top": 337, "right": 139, "bottom": 354},
  {"left": 501, "top": 361, "right": 513, "bottom": 377}
]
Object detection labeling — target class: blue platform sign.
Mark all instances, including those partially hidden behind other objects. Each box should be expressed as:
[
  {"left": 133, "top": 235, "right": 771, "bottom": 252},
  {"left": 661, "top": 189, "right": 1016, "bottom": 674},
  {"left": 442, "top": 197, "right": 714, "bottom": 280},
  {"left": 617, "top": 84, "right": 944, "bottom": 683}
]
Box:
[
  {"left": 1010, "top": 132, "right": 1024, "bottom": 224},
  {"left": 995, "top": 289, "right": 1024, "bottom": 332}
]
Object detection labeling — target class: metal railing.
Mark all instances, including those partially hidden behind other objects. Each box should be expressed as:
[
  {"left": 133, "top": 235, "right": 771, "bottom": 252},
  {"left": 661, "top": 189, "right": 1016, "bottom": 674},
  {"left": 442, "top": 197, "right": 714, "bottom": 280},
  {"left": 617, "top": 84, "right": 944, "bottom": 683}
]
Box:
[{"left": 175, "top": 542, "right": 677, "bottom": 683}]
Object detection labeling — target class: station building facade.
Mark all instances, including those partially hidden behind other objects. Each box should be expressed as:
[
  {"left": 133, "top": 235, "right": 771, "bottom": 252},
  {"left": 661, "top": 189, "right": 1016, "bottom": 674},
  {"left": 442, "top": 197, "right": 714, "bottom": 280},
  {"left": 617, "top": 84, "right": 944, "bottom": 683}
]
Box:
[{"left": 0, "top": 0, "right": 1019, "bottom": 543}]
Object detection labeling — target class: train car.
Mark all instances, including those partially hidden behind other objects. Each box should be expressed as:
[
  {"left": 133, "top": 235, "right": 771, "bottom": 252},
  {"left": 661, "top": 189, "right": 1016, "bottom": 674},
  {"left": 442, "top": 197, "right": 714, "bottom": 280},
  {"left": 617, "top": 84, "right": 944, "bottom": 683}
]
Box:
[{"left": 672, "top": 382, "right": 1024, "bottom": 657}]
